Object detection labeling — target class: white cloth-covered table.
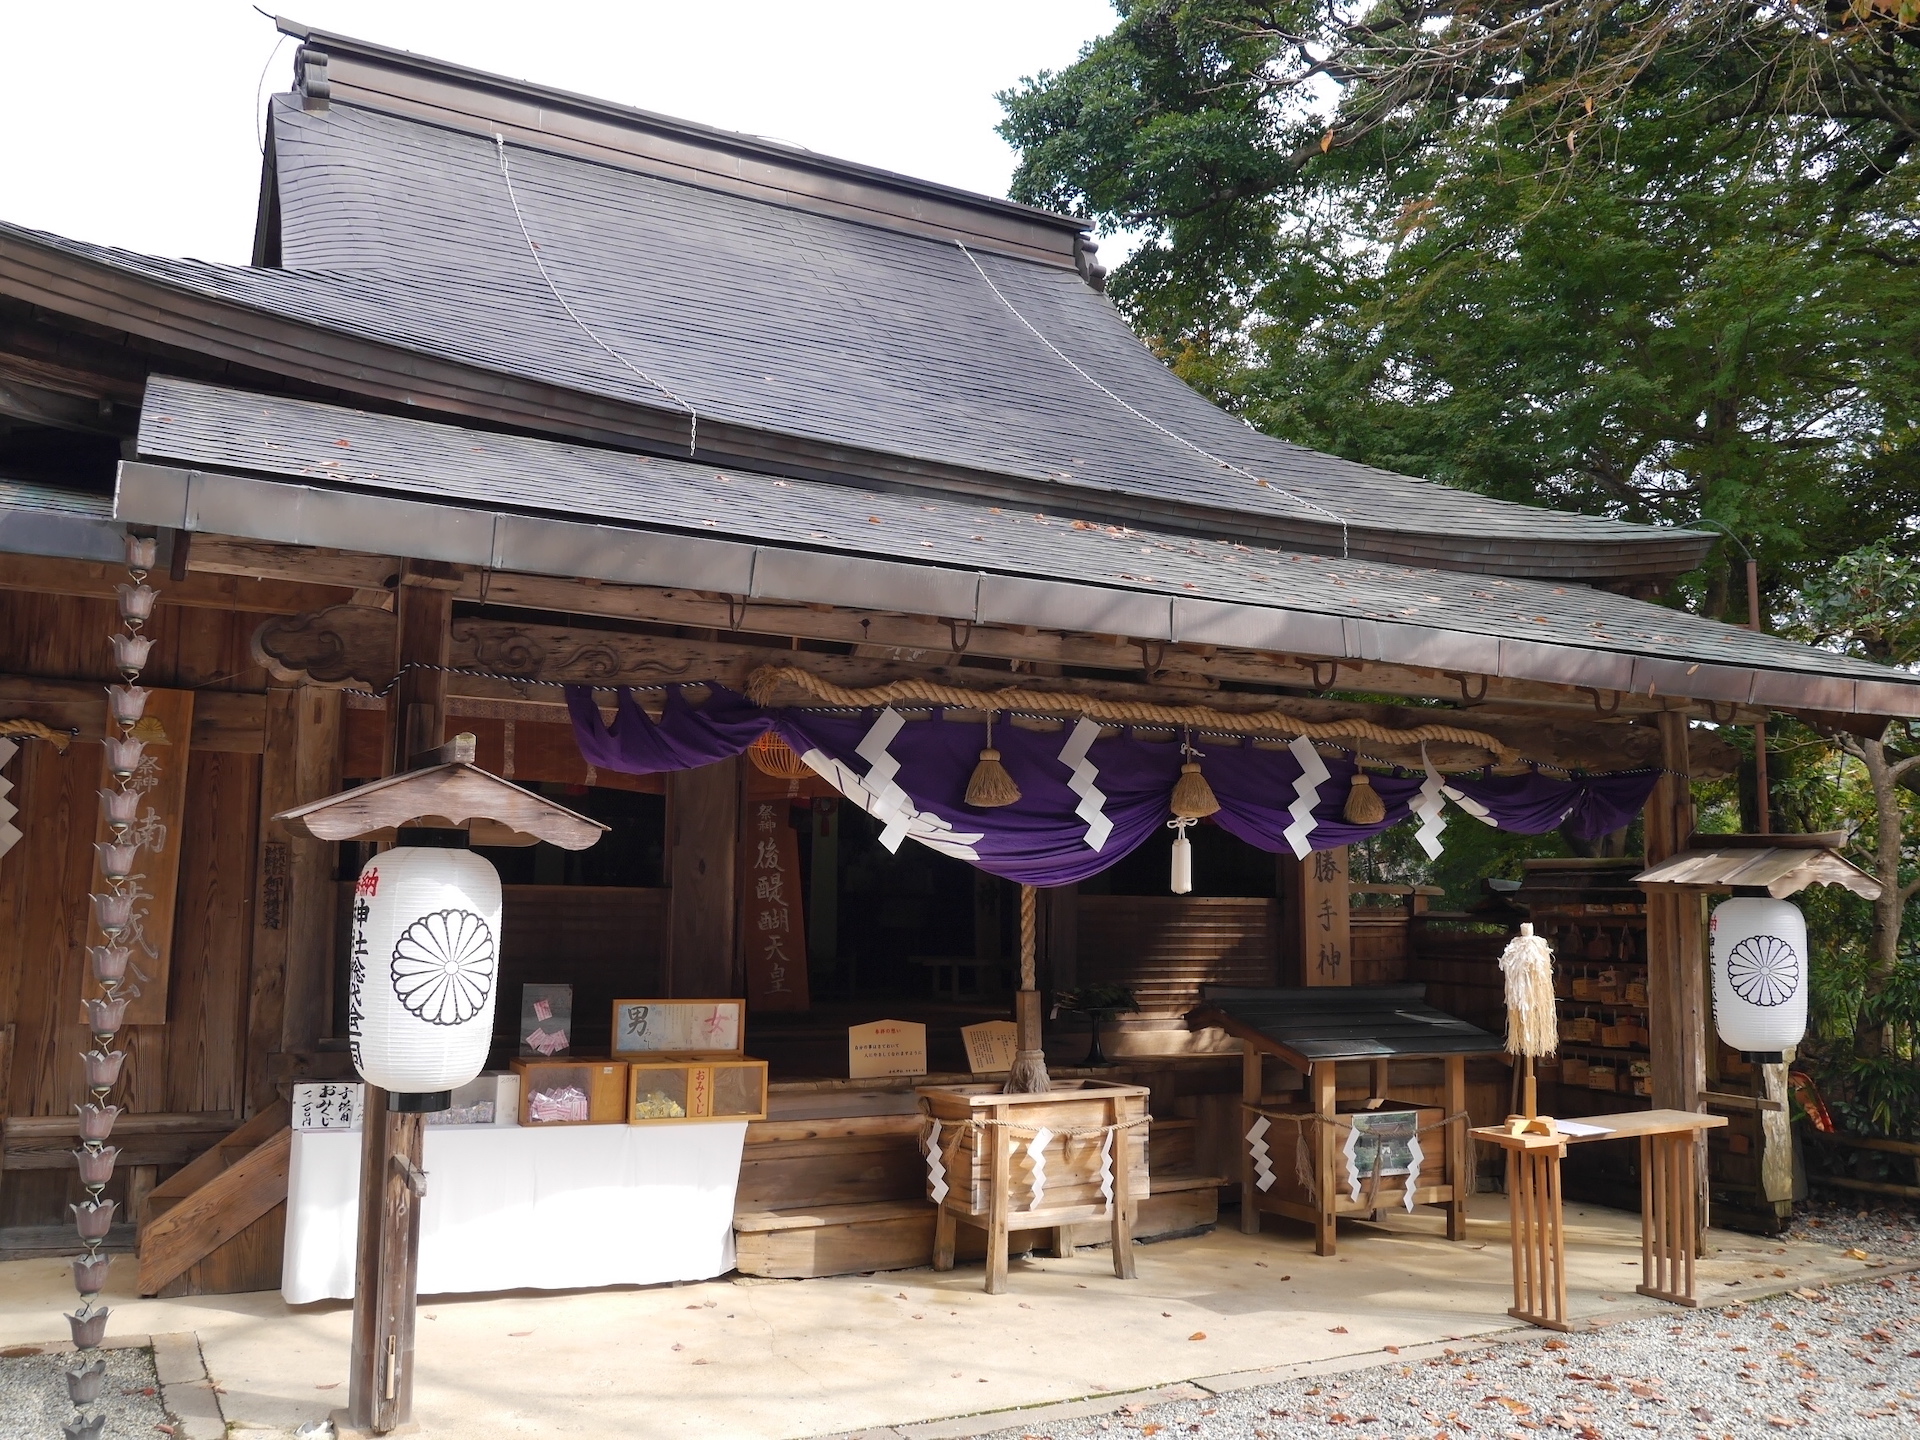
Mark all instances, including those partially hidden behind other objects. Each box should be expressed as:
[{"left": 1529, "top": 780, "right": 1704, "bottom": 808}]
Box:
[{"left": 283, "top": 1121, "right": 746, "bottom": 1303}]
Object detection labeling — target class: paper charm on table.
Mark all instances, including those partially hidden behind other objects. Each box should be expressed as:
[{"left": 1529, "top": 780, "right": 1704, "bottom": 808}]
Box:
[
  {"left": 1245, "top": 1115, "right": 1276, "bottom": 1192},
  {"left": 1097, "top": 1128, "right": 1116, "bottom": 1214}
]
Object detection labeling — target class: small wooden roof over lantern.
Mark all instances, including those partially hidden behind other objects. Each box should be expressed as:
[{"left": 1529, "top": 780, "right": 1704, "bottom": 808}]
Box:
[
  {"left": 1634, "top": 832, "right": 1881, "bottom": 901},
  {"left": 274, "top": 734, "right": 607, "bottom": 849}
]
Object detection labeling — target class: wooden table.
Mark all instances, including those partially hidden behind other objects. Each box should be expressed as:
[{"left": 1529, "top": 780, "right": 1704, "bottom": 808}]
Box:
[{"left": 1473, "top": 1108, "right": 1726, "bottom": 1331}]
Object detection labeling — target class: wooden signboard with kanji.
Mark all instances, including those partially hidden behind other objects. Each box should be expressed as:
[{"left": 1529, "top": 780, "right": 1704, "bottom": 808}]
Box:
[{"left": 739, "top": 797, "right": 809, "bottom": 1012}]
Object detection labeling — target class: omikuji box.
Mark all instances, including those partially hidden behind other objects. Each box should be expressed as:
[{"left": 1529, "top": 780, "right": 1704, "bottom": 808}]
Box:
[
  {"left": 626, "top": 1058, "right": 769, "bottom": 1124},
  {"left": 511, "top": 1058, "right": 627, "bottom": 1125}
]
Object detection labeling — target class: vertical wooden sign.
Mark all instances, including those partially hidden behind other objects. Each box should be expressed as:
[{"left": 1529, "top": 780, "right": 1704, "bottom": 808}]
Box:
[
  {"left": 89, "top": 688, "right": 194, "bottom": 1026},
  {"left": 1303, "top": 845, "right": 1351, "bottom": 988},
  {"left": 740, "top": 798, "right": 809, "bottom": 1012}
]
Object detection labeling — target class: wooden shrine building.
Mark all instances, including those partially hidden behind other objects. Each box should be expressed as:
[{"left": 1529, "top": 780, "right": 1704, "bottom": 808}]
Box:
[{"left": 2, "top": 22, "right": 1917, "bottom": 1288}]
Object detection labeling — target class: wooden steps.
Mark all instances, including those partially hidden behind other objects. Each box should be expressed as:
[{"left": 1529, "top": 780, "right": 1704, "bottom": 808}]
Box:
[
  {"left": 734, "top": 1173, "right": 1221, "bottom": 1279},
  {"left": 137, "top": 1100, "right": 291, "bottom": 1297}
]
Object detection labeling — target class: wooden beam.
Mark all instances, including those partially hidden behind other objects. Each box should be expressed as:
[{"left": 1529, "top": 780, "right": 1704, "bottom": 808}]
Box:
[
  {"left": 0, "top": 675, "right": 263, "bottom": 753},
  {"left": 248, "top": 604, "right": 1731, "bottom": 775},
  {"left": 189, "top": 534, "right": 1727, "bottom": 721},
  {"left": 0, "top": 551, "right": 352, "bottom": 615}
]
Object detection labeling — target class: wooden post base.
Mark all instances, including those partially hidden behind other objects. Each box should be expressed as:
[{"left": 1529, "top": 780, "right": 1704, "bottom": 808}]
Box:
[
  {"left": 1635, "top": 1131, "right": 1700, "bottom": 1306},
  {"left": 1503, "top": 1145, "right": 1570, "bottom": 1332}
]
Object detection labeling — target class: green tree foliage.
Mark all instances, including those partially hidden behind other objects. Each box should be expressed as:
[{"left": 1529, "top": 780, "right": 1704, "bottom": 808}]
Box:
[{"left": 999, "top": 1, "right": 1920, "bottom": 616}]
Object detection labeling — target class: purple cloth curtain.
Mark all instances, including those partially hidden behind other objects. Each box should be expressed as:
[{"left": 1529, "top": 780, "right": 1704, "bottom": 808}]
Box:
[
  {"left": 564, "top": 686, "right": 1659, "bottom": 883},
  {"left": 566, "top": 684, "right": 770, "bottom": 772},
  {"left": 772, "top": 710, "right": 1183, "bottom": 886}
]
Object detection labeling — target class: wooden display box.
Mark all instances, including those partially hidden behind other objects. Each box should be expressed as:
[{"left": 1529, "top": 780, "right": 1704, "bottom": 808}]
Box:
[
  {"left": 917, "top": 1079, "right": 1150, "bottom": 1293},
  {"left": 628, "top": 1058, "right": 769, "bottom": 1124},
  {"left": 1246, "top": 1098, "right": 1447, "bottom": 1217},
  {"left": 511, "top": 1058, "right": 628, "bottom": 1125},
  {"left": 610, "top": 997, "right": 745, "bottom": 1059}
]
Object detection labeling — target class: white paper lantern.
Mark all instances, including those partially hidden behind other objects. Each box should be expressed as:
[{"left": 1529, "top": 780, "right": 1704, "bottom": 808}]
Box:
[
  {"left": 1709, "top": 896, "right": 1808, "bottom": 1060},
  {"left": 347, "top": 842, "right": 503, "bottom": 1104}
]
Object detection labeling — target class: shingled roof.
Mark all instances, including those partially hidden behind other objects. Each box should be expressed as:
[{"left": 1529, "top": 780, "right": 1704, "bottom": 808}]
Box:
[{"left": 252, "top": 83, "right": 1709, "bottom": 583}]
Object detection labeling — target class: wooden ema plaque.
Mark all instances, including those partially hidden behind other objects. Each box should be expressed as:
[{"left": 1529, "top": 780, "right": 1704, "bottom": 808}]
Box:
[
  {"left": 961, "top": 1020, "right": 1019, "bottom": 1075},
  {"left": 849, "top": 1019, "right": 927, "bottom": 1079}
]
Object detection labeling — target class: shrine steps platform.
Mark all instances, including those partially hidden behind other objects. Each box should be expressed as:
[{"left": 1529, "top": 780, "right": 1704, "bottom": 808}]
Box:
[
  {"left": 733, "top": 1173, "right": 1223, "bottom": 1279},
  {"left": 734, "top": 1083, "right": 1223, "bottom": 1279}
]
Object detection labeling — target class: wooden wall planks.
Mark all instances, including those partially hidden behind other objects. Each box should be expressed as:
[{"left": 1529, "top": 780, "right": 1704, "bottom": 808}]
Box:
[
  {"left": 164, "top": 751, "right": 260, "bottom": 1114},
  {"left": 2, "top": 582, "right": 275, "bottom": 1225},
  {"left": 1075, "top": 896, "right": 1278, "bottom": 1015}
]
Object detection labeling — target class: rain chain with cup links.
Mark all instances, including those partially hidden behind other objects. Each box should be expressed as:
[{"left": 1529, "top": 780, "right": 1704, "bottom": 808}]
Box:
[{"left": 64, "top": 531, "right": 160, "bottom": 1439}]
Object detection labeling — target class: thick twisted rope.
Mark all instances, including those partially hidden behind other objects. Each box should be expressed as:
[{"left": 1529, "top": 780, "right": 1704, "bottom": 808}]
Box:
[
  {"left": 0, "top": 719, "right": 72, "bottom": 752},
  {"left": 747, "top": 665, "right": 1518, "bottom": 763}
]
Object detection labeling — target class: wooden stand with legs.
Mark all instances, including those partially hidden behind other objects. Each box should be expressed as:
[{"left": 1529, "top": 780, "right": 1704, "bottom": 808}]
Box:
[{"left": 1474, "top": 1108, "right": 1724, "bottom": 1331}]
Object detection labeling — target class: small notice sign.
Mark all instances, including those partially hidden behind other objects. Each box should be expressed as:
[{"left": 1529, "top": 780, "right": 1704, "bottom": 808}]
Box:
[
  {"left": 849, "top": 1019, "right": 928, "bottom": 1079},
  {"left": 961, "top": 1020, "right": 1020, "bottom": 1075}
]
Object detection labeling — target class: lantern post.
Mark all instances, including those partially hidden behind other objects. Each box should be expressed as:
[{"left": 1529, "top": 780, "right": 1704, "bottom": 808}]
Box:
[{"left": 274, "top": 738, "right": 606, "bottom": 1435}]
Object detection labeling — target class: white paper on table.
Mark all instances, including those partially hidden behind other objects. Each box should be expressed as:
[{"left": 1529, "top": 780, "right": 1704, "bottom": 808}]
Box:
[{"left": 1552, "top": 1119, "right": 1615, "bottom": 1138}]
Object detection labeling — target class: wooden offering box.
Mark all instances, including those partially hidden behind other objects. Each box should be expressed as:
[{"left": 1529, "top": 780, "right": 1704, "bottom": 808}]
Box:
[
  {"left": 628, "top": 1058, "right": 769, "bottom": 1124},
  {"left": 917, "top": 1079, "right": 1150, "bottom": 1294},
  {"left": 511, "top": 1058, "right": 628, "bottom": 1125}
]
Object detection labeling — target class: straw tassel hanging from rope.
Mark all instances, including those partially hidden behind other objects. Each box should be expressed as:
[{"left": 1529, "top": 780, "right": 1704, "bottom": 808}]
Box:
[
  {"left": 1343, "top": 768, "right": 1386, "bottom": 825},
  {"left": 1167, "top": 735, "right": 1218, "bottom": 896},
  {"left": 965, "top": 712, "right": 1021, "bottom": 808},
  {"left": 1498, "top": 922, "right": 1559, "bottom": 1135}
]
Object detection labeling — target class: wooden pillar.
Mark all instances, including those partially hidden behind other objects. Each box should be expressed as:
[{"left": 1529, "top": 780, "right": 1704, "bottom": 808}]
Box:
[
  {"left": 246, "top": 684, "right": 343, "bottom": 1113},
  {"left": 666, "top": 757, "right": 743, "bottom": 997},
  {"left": 1281, "top": 846, "right": 1351, "bottom": 986},
  {"left": 1643, "top": 713, "right": 1705, "bottom": 1114},
  {"left": 1041, "top": 884, "right": 1077, "bottom": 993},
  {"left": 1642, "top": 712, "right": 1708, "bottom": 1245},
  {"left": 345, "top": 567, "right": 452, "bottom": 1436}
]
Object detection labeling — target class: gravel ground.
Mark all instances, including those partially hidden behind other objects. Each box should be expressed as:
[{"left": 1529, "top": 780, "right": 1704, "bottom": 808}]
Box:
[
  {"left": 0, "top": 1344, "right": 172, "bottom": 1440},
  {"left": 972, "top": 1210, "right": 1920, "bottom": 1440}
]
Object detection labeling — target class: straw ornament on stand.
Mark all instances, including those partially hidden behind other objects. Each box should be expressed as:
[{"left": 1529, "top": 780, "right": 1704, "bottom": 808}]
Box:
[{"left": 1498, "top": 922, "right": 1559, "bottom": 1137}]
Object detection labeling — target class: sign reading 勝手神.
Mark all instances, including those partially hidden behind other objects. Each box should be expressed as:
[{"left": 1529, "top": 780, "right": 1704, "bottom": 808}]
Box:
[{"left": 740, "top": 799, "right": 810, "bottom": 1011}]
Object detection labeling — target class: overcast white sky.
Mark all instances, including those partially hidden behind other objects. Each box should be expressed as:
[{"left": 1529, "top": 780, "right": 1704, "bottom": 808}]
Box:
[{"left": 0, "top": 1, "right": 1117, "bottom": 265}]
